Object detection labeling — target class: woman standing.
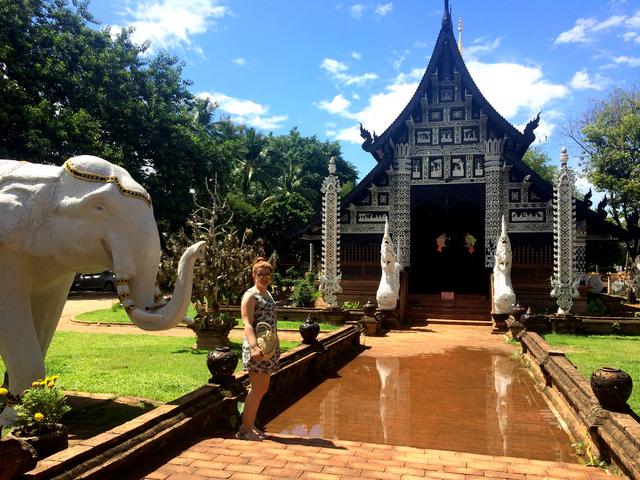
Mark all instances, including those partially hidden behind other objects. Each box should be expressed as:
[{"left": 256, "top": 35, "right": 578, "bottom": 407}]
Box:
[{"left": 237, "top": 257, "right": 279, "bottom": 440}]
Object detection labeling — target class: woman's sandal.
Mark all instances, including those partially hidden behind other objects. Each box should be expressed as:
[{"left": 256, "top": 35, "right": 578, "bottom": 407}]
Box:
[
  {"left": 253, "top": 427, "right": 268, "bottom": 439},
  {"left": 235, "top": 429, "right": 262, "bottom": 441}
]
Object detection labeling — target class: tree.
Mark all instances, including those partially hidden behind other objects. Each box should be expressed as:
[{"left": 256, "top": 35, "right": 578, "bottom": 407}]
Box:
[
  {"left": 566, "top": 87, "right": 640, "bottom": 263},
  {"left": 522, "top": 146, "right": 557, "bottom": 184},
  {"left": 0, "top": 0, "right": 230, "bottom": 231}
]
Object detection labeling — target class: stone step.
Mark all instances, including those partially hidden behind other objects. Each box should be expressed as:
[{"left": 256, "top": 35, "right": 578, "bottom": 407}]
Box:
[{"left": 410, "top": 317, "right": 493, "bottom": 326}]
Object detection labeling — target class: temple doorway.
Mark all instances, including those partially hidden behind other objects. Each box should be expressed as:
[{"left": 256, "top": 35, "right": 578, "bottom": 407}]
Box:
[{"left": 409, "top": 188, "right": 487, "bottom": 294}]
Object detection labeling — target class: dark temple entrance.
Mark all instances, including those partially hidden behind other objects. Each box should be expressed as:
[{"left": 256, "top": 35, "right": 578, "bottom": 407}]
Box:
[{"left": 409, "top": 185, "right": 487, "bottom": 294}]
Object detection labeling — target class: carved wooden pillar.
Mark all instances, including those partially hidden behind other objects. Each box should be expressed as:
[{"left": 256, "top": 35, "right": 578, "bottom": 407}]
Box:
[
  {"left": 390, "top": 142, "right": 411, "bottom": 268},
  {"left": 551, "top": 147, "right": 578, "bottom": 315},
  {"left": 319, "top": 157, "right": 342, "bottom": 308},
  {"left": 484, "top": 137, "right": 505, "bottom": 267}
]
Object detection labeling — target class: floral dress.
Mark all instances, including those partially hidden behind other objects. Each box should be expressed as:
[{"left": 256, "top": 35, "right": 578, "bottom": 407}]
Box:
[{"left": 242, "top": 288, "right": 280, "bottom": 374}]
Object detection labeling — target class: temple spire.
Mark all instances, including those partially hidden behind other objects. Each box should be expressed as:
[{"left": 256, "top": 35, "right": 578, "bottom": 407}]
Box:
[
  {"left": 442, "top": 0, "right": 453, "bottom": 31},
  {"left": 458, "top": 16, "right": 463, "bottom": 54}
]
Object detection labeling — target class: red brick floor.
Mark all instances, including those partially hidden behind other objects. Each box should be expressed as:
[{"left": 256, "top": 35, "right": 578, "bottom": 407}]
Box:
[
  {"left": 122, "top": 325, "right": 623, "bottom": 480},
  {"left": 129, "top": 433, "right": 617, "bottom": 480}
]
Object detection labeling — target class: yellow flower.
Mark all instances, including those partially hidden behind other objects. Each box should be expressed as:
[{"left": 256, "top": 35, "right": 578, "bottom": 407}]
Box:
[
  {"left": 51, "top": 375, "right": 60, "bottom": 381},
  {"left": 34, "top": 413, "right": 44, "bottom": 422},
  {"left": 47, "top": 381, "right": 55, "bottom": 389},
  {"left": 32, "top": 381, "right": 41, "bottom": 387},
  {"left": 0, "top": 387, "right": 8, "bottom": 396}
]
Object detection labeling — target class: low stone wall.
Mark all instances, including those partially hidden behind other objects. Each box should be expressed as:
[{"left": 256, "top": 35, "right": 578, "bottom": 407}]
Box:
[
  {"left": 221, "top": 305, "right": 360, "bottom": 325},
  {"left": 523, "top": 314, "right": 640, "bottom": 335},
  {"left": 517, "top": 331, "right": 640, "bottom": 479},
  {"left": 17, "top": 325, "right": 362, "bottom": 480}
]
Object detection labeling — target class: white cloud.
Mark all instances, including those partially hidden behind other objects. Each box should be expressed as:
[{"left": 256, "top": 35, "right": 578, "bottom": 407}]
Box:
[
  {"left": 321, "top": 58, "right": 348, "bottom": 74},
  {"left": 626, "top": 10, "right": 640, "bottom": 29},
  {"left": 316, "top": 94, "right": 353, "bottom": 116},
  {"left": 623, "top": 32, "right": 638, "bottom": 42},
  {"left": 351, "top": 52, "right": 362, "bottom": 60},
  {"left": 320, "top": 58, "right": 378, "bottom": 86},
  {"left": 197, "top": 92, "right": 287, "bottom": 130},
  {"left": 555, "top": 14, "right": 628, "bottom": 44},
  {"left": 570, "top": 69, "right": 608, "bottom": 90},
  {"left": 392, "top": 50, "right": 409, "bottom": 70},
  {"left": 612, "top": 55, "right": 640, "bottom": 67},
  {"left": 233, "top": 57, "right": 246, "bottom": 66},
  {"left": 122, "top": 0, "right": 230, "bottom": 53},
  {"left": 466, "top": 61, "right": 569, "bottom": 118},
  {"left": 375, "top": 3, "right": 393, "bottom": 17},
  {"left": 349, "top": 4, "right": 366, "bottom": 19},
  {"left": 464, "top": 37, "right": 502, "bottom": 60}
]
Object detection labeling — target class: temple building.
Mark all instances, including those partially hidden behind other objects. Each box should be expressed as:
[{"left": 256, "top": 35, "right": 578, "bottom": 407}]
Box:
[{"left": 303, "top": 1, "right": 618, "bottom": 317}]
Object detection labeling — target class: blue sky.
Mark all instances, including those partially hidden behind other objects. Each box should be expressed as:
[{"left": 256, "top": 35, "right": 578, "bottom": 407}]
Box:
[{"left": 89, "top": 0, "right": 639, "bottom": 188}]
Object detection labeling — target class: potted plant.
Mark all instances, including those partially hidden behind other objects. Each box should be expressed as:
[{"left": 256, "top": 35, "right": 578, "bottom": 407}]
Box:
[
  {"left": 160, "top": 179, "right": 270, "bottom": 349},
  {"left": 8, "top": 375, "right": 71, "bottom": 459}
]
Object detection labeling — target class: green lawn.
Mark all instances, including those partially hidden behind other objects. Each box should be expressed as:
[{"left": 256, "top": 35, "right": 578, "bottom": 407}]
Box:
[
  {"left": 0, "top": 331, "right": 299, "bottom": 403},
  {"left": 544, "top": 333, "right": 640, "bottom": 414},
  {"left": 76, "top": 306, "right": 340, "bottom": 331}
]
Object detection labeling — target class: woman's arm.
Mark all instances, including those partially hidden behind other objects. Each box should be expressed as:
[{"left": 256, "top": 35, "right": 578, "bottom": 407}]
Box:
[{"left": 241, "top": 291, "right": 262, "bottom": 360}]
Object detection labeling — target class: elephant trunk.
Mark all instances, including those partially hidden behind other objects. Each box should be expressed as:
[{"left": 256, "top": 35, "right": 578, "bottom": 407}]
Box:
[{"left": 117, "top": 241, "right": 205, "bottom": 331}]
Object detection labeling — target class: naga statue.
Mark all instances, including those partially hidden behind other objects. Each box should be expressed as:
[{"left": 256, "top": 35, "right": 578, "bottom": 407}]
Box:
[
  {"left": 632, "top": 255, "right": 640, "bottom": 300},
  {"left": 492, "top": 216, "right": 516, "bottom": 314},
  {"left": 376, "top": 218, "right": 403, "bottom": 310}
]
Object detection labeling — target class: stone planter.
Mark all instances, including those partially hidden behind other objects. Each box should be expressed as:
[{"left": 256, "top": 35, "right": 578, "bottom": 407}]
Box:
[
  {"left": 590, "top": 367, "right": 633, "bottom": 411},
  {"left": 9, "top": 424, "right": 68, "bottom": 459},
  {"left": 207, "top": 346, "right": 238, "bottom": 385}
]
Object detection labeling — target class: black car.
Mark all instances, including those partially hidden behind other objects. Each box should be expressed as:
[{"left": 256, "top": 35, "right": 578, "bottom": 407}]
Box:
[{"left": 71, "top": 271, "right": 116, "bottom": 291}]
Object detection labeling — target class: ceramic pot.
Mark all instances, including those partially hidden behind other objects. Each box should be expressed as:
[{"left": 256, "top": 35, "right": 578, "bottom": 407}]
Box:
[
  {"left": 207, "top": 346, "right": 238, "bottom": 385},
  {"left": 299, "top": 314, "right": 320, "bottom": 344},
  {"left": 363, "top": 299, "right": 376, "bottom": 317},
  {"left": 590, "top": 367, "right": 633, "bottom": 411},
  {"left": 10, "top": 424, "right": 68, "bottom": 459}
]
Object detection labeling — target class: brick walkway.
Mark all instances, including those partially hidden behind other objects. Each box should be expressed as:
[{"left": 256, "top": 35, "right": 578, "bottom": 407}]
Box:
[
  {"left": 120, "top": 325, "right": 622, "bottom": 480},
  {"left": 129, "top": 433, "right": 615, "bottom": 480}
]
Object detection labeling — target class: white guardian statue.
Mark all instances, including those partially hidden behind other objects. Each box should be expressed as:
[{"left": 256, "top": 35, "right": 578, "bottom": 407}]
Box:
[
  {"left": 376, "top": 218, "right": 403, "bottom": 310},
  {"left": 493, "top": 215, "right": 516, "bottom": 314}
]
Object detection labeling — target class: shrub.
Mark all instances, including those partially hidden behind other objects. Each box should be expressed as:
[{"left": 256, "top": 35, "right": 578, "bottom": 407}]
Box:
[
  {"left": 342, "top": 300, "right": 361, "bottom": 310},
  {"left": 586, "top": 297, "right": 607, "bottom": 316},
  {"left": 289, "top": 274, "right": 318, "bottom": 307},
  {"left": 13, "top": 375, "right": 71, "bottom": 436}
]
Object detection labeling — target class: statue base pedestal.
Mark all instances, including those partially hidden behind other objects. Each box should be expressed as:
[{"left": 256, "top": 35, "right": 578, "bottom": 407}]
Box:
[
  {"left": 376, "top": 309, "right": 400, "bottom": 330},
  {"left": 491, "top": 313, "right": 510, "bottom": 334},
  {"left": 359, "top": 315, "right": 380, "bottom": 336},
  {"left": 505, "top": 316, "right": 525, "bottom": 338},
  {"left": 549, "top": 314, "right": 581, "bottom": 334}
]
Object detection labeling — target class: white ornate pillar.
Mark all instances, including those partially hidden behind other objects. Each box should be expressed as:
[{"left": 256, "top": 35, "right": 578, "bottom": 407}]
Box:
[
  {"left": 319, "top": 157, "right": 342, "bottom": 308},
  {"left": 390, "top": 142, "right": 411, "bottom": 268},
  {"left": 484, "top": 137, "right": 505, "bottom": 267},
  {"left": 551, "top": 147, "right": 579, "bottom": 314}
]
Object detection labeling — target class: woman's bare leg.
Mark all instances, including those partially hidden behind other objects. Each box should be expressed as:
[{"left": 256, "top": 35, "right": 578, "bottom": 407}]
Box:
[{"left": 240, "top": 371, "right": 270, "bottom": 434}]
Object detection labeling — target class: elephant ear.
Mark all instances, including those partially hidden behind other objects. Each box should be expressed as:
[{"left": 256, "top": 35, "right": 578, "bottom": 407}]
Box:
[{"left": 0, "top": 160, "right": 59, "bottom": 246}]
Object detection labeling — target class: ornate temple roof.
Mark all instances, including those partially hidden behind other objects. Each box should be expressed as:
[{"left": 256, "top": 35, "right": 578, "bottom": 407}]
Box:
[{"left": 358, "top": 0, "right": 536, "bottom": 162}]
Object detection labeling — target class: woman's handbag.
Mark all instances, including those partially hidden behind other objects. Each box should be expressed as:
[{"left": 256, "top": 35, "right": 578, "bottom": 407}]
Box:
[{"left": 255, "top": 322, "right": 278, "bottom": 360}]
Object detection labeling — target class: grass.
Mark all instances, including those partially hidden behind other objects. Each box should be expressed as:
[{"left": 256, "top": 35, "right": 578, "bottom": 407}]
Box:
[
  {"left": 0, "top": 331, "right": 300, "bottom": 403},
  {"left": 76, "top": 306, "right": 341, "bottom": 331},
  {"left": 544, "top": 333, "right": 640, "bottom": 414}
]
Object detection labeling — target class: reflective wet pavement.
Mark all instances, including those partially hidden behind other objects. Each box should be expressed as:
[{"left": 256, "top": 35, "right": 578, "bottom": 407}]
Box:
[
  {"left": 120, "top": 325, "right": 626, "bottom": 480},
  {"left": 266, "top": 344, "right": 577, "bottom": 463}
]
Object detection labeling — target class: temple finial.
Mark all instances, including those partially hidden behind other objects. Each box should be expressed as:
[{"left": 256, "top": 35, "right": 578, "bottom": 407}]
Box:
[
  {"left": 442, "top": 0, "right": 452, "bottom": 30},
  {"left": 458, "top": 16, "right": 463, "bottom": 54}
]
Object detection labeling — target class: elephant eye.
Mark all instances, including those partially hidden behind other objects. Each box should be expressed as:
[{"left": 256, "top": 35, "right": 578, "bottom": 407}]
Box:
[{"left": 96, "top": 205, "right": 105, "bottom": 211}]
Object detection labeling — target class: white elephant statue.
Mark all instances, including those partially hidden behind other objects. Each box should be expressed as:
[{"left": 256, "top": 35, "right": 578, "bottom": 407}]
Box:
[{"left": 0, "top": 155, "right": 205, "bottom": 424}]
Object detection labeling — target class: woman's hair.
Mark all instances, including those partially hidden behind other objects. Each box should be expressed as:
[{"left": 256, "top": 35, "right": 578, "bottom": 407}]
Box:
[{"left": 251, "top": 256, "right": 272, "bottom": 274}]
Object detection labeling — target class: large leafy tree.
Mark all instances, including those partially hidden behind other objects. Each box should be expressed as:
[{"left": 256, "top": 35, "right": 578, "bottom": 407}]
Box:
[
  {"left": 0, "top": 0, "right": 228, "bottom": 231},
  {"left": 522, "top": 146, "right": 557, "bottom": 184},
  {"left": 566, "top": 87, "right": 640, "bottom": 263}
]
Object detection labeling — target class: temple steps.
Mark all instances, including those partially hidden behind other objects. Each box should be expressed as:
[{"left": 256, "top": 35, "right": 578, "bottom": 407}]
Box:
[{"left": 406, "top": 293, "right": 492, "bottom": 324}]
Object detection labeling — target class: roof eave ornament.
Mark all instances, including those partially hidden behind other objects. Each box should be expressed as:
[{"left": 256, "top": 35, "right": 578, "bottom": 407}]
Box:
[{"left": 359, "top": 122, "right": 378, "bottom": 153}]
